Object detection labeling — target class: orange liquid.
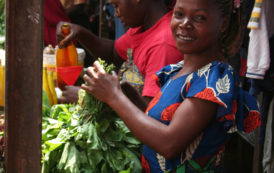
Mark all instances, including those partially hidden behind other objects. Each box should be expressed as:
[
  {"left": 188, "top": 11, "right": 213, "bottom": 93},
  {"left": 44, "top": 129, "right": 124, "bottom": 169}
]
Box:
[
  {"left": 0, "top": 65, "right": 4, "bottom": 107},
  {"left": 56, "top": 24, "right": 78, "bottom": 90}
]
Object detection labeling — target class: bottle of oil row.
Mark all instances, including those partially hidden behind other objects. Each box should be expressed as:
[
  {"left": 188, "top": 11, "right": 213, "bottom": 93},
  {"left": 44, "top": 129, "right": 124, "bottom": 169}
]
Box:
[{"left": 56, "top": 24, "right": 78, "bottom": 90}]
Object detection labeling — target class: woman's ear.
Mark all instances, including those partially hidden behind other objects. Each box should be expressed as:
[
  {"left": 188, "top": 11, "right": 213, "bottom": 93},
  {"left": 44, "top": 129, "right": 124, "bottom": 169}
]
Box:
[{"left": 220, "top": 16, "right": 230, "bottom": 33}]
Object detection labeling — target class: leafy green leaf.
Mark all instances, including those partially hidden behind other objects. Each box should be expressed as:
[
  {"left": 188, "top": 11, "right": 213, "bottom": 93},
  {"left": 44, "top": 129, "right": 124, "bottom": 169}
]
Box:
[
  {"left": 97, "top": 118, "right": 110, "bottom": 133},
  {"left": 104, "top": 128, "right": 124, "bottom": 142},
  {"left": 123, "top": 133, "right": 141, "bottom": 145},
  {"left": 57, "top": 142, "right": 70, "bottom": 170},
  {"left": 87, "top": 150, "right": 104, "bottom": 166},
  {"left": 63, "top": 143, "right": 81, "bottom": 173},
  {"left": 120, "top": 167, "right": 131, "bottom": 173}
]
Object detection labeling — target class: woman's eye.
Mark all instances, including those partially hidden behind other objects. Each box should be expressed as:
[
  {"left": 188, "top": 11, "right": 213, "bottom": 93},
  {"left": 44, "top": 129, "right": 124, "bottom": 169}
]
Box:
[
  {"left": 195, "top": 15, "right": 206, "bottom": 21},
  {"left": 173, "top": 11, "right": 184, "bottom": 18}
]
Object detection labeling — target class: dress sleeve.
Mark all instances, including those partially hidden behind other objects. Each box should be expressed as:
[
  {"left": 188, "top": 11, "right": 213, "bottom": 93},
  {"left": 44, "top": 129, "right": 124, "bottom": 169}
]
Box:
[
  {"left": 185, "top": 62, "right": 261, "bottom": 134},
  {"left": 154, "top": 61, "right": 183, "bottom": 88}
]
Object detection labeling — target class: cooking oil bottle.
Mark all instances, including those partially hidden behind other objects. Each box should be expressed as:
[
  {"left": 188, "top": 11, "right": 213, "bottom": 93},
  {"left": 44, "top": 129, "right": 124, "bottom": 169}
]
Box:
[
  {"left": 56, "top": 23, "right": 78, "bottom": 90},
  {"left": 0, "top": 59, "right": 5, "bottom": 107}
]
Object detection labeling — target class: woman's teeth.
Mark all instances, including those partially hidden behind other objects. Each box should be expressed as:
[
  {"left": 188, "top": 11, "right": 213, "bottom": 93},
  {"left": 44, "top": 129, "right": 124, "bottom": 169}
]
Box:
[{"left": 178, "top": 35, "right": 194, "bottom": 41}]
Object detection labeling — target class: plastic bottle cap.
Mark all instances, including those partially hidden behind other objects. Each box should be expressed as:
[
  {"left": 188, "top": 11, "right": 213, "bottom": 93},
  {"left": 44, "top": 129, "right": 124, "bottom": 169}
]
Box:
[{"left": 62, "top": 24, "right": 70, "bottom": 35}]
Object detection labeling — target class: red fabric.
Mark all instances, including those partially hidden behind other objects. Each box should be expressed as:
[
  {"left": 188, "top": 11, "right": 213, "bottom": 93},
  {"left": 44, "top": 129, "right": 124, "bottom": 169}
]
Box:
[
  {"left": 152, "top": 74, "right": 161, "bottom": 87},
  {"left": 141, "top": 154, "right": 150, "bottom": 173},
  {"left": 44, "top": 0, "right": 71, "bottom": 47},
  {"left": 161, "top": 102, "right": 181, "bottom": 121},
  {"left": 145, "top": 91, "right": 162, "bottom": 114},
  {"left": 244, "top": 110, "right": 261, "bottom": 133},
  {"left": 194, "top": 88, "right": 226, "bottom": 108},
  {"left": 218, "top": 100, "right": 237, "bottom": 122},
  {"left": 239, "top": 58, "right": 247, "bottom": 76},
  {"left": 115, "top": 11, "right": 183, "bottom": 97}
]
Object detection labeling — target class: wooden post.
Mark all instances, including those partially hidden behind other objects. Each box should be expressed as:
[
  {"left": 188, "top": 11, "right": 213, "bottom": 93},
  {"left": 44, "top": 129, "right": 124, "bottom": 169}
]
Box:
[{"left": 5, "top": 0, "right": 43, "bottom": 172}]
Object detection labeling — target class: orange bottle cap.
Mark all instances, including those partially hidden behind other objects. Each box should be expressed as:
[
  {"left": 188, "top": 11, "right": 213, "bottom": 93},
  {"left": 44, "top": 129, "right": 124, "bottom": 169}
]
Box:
[{"left": 62, "top": 24, "right": 70, "bottom": 35}]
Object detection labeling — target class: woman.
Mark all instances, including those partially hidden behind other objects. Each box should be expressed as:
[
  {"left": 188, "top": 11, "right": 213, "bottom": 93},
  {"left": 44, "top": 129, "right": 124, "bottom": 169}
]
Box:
[
  {"left": 81, "top": 0, "right": 261, "bottom": 172},
  {"left": 57, "top": 0, "right": 183, "bottom": 106}
]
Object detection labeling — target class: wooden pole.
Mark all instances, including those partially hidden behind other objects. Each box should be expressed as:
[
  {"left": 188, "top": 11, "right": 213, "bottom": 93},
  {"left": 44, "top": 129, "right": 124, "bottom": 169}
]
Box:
[{"left": 5, "top": 0, "right": 43, "bottom": 172}]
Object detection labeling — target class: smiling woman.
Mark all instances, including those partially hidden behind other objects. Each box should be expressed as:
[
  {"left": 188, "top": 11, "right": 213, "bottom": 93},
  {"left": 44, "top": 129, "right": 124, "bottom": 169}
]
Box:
[
  {"left": 171, "top": 0, "right": 225, "bottom": 57},
  {"left": 79, "top": 0, "right": 261, "bottom": 172}
]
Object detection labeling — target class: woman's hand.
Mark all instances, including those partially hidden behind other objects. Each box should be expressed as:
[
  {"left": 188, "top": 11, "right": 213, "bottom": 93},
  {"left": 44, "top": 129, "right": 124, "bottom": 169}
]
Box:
[
  {"left": 58, "top": 85, "right": 80, "bottom": 104},
  {"left": 56, "top": 21, "right": 82, "bottom": 48},
  {"left": 81, "top": 61, "right": 122, "bottom": 104}
]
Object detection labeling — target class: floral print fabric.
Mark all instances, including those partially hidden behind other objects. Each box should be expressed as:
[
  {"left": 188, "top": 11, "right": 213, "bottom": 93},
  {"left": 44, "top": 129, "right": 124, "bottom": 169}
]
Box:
[{"left": 142, "top": 60, "right": 261, "bottom": 173}]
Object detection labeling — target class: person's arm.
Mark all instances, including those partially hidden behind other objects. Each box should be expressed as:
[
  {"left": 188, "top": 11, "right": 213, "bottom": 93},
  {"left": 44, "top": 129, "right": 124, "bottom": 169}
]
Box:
[
  {"left": 56, "top": 21, "right": 124, "bottom": 68},
  {"left": 81, "top": 61, "right": 217, "bottom": 159},
  {"left": 58, "top": 85, "right": 80, "bottom": 104},
  {"left": 58, "top": 75, "right": 152, "bottom": 106},
  {"left": 120, "top": 80, "right": 150, "bottom": 111}
]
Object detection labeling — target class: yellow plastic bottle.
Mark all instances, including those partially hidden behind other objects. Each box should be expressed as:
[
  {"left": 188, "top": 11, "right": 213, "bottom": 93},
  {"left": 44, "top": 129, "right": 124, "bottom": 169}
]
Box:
[
  {"left": 0, "top": 59, "right": 5, "bottom": 107},
  {"left": 43, "top": 44, "right": 57, "bottom": 87},
  {"left": 56, "top": 24, "right": 78, "bottom": 90},
  {"left": 43, "top": 67, "right": 53, "bottom": 106},
  {"left": 47, "top": 70, "right": 58, "bottom": 105}
]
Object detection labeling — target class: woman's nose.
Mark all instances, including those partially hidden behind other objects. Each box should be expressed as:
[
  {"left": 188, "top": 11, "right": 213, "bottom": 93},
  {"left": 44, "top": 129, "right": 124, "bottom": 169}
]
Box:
[{"left": 179, "top": 17, "right": 192, "bottom": 29}]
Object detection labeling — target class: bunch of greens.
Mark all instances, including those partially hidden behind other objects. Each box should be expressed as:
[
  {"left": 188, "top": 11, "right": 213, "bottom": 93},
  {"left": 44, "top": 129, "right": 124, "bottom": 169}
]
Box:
[{"left": 42, "top": 59, "right": 142, "bottom": 173}]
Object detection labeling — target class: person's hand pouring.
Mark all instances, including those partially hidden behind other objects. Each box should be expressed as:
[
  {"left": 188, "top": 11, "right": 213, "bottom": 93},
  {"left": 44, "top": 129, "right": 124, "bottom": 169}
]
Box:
[{"left": 56, "top": 21, "right": 81, "bottom": 48}]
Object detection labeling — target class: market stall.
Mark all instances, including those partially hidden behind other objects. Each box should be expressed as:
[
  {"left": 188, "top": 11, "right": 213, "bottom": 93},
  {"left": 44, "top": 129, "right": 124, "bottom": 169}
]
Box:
[{"left": 1, "top": 0, "right": 141, "bottom": 172}]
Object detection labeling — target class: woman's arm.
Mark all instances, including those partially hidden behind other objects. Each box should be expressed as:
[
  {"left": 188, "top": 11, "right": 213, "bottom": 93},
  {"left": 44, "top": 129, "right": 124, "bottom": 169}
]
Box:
[
  {"left": 120, "top": 80, "right": 150, "bottom": 111},
  {"left": 82, "top": 61, "right": 217, "bottom": 159},
  {"left": 56, "top": 22, "right": 125, "bottom": 68}
]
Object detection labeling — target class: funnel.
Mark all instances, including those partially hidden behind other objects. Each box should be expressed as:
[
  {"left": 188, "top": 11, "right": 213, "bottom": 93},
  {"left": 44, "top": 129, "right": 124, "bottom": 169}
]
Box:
[{"left": 57, "top": 66, "right": 83, "bottom": 85}]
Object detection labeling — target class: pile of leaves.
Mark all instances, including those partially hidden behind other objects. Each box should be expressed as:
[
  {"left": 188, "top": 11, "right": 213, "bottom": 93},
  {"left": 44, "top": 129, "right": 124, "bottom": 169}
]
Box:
[{"left": 42, "top": 59, "right": 142, "bottom": 173}]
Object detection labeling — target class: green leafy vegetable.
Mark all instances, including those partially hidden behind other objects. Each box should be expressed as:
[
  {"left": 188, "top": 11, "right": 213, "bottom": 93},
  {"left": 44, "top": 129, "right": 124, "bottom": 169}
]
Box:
[{"left": 42, "top": 58, "right": 142, "bottom": 173}]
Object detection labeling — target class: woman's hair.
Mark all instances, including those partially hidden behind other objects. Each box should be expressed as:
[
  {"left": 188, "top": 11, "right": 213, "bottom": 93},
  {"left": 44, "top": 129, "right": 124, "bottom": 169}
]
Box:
[
  {"left": 215, "top": 0, "right": 246, "bottom": 58},
  {"left": 164, "top": 0, "right": 176, "bottom": 10}
]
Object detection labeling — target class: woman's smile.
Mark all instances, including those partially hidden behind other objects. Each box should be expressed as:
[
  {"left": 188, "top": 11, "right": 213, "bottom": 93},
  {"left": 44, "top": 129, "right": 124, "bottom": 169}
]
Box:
[{"left": 176, "top": 34, "right": 195, "bottom": 41}]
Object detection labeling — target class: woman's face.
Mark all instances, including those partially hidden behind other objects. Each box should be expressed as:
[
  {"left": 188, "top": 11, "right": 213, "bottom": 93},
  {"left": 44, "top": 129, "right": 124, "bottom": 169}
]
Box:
[
  {"left": 110, "top": 0, "right": 145, "bottom": 28},
  {"left": 170, "top": 0, "right": 226, "bottom": 55}
]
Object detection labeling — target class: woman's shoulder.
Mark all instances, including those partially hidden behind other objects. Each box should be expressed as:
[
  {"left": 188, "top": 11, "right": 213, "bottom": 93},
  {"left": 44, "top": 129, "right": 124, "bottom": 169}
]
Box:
[
  {"left": 183, "top": 61, "right": 239, "bottom": 107},
  {"left": 188, "top": 61, "right": 261, "bottom": 134},
  {"left": 197, "top": 61, "right": 237, "bottom": 79},
  {"left": 153, "top": 61, "right": 184, "bottom": 87},
  {"left": 157, "top": 61, "right": 184, "bottom": 76}
]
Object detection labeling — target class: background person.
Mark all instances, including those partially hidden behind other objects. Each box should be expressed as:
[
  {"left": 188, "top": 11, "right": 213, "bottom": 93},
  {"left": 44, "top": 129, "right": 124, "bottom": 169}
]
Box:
[
  {"left": 56, "top": 0, "right": 183, "bottom": 106},
  {"left": 44, "top": 0, "right": 71, "bottom": 47}
]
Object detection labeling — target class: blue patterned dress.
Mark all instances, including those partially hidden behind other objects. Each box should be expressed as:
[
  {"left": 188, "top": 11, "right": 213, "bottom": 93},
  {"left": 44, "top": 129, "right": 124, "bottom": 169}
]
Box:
[{"left": 141, "top": 60, "right": 261, "bottom": 173}]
